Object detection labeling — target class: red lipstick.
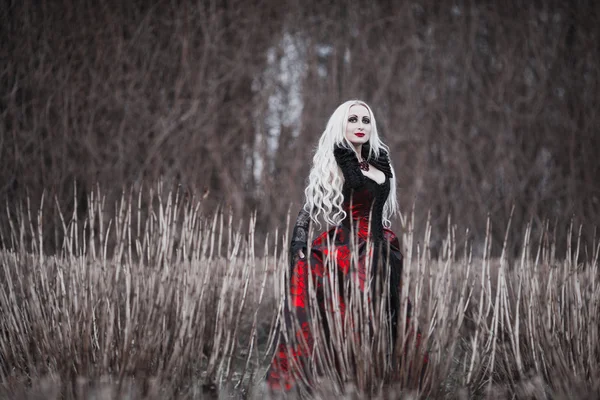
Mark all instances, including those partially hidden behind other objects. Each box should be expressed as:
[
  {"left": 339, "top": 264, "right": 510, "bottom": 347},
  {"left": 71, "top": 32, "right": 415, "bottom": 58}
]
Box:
[{"left": 355, "top": 132, "right": 365, "bottom": 137}]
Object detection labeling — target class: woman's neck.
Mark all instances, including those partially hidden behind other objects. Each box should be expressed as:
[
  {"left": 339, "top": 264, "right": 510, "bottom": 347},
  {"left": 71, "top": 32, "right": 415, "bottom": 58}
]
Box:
[{"left": 353, "top": 144, "right": 363, "bottom": 160}]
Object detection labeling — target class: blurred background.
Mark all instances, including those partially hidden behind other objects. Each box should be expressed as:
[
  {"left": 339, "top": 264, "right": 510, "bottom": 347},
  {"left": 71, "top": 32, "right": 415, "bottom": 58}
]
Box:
[{"left": 1, "top": 0, "right": 599, "bottom": 257}]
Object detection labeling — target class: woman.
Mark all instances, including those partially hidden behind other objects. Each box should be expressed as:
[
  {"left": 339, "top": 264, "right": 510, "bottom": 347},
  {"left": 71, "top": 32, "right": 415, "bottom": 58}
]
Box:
[{"left": 267, "top": 100, "right": 414, "bottom": 391}]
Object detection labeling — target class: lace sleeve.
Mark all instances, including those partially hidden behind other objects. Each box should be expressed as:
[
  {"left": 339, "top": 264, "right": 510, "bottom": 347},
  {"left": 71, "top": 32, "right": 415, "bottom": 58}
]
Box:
[{"left": 290, "top": 207, "right": 311, "bottom": 265}]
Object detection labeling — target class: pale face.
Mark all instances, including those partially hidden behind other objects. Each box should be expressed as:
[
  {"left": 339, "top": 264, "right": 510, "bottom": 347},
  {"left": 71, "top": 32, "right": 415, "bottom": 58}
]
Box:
[{"left": 344, "top": 105, "right": 372, "bottom": 148}]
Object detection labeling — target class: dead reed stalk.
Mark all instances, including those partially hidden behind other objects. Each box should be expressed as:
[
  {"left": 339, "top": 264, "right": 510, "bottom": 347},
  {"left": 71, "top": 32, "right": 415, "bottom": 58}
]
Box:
[{"left": 0, "top": 185, "right": 599, "bottom": 399}]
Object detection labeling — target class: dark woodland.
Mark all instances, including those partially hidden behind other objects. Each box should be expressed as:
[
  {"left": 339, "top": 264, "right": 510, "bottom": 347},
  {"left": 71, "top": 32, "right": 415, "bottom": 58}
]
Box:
[
  {"left": 2, "top": 0, "right": 600, "bottom": 255},
  {"left": 2, "top": 2, "right": 600, "bottom": 399}
]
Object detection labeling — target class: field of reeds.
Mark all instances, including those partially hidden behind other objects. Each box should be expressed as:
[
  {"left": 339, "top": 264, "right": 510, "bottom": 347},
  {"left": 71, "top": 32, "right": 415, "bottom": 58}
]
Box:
[{"left": 1, "top": 186, "right": 599, "bottom": 399}]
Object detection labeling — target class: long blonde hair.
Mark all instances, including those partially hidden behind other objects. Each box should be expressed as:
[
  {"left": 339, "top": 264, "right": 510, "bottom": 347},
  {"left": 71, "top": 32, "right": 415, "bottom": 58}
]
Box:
[{"left": 304, "top": 100, "right": 399, "bottom": 227}]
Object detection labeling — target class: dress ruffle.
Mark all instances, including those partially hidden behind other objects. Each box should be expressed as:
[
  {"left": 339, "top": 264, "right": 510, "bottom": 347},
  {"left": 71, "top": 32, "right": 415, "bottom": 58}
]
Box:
[
  {"left": 268, "top": 150, "right": 426, "bottom": 391},
  {"left": 267, "top": 224, "right": 404, "bottom": 390}
]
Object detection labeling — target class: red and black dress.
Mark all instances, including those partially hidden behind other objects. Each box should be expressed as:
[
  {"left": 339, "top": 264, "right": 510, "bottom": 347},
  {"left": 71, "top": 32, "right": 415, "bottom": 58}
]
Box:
[{"left": 267, "top": 145, "right": 405, "bottom": 391}]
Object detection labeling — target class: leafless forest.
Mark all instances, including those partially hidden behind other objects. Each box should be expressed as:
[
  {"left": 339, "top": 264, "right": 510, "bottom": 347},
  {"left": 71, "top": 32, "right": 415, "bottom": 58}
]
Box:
[
  {"left": 2, "top": 0, "right": 599, "bottom": 253},
  {"left": 1, "top": 0, "right": 600, "bottom": 399}
]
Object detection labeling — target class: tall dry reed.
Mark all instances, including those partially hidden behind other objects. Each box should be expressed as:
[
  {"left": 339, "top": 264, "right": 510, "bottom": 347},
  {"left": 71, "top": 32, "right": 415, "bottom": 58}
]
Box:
[
  {"left": 0, "top": 185, "right": 599, "bottom": 399},
  {"left": 0, "top": 184, "right": 281, "bottom": 398}
]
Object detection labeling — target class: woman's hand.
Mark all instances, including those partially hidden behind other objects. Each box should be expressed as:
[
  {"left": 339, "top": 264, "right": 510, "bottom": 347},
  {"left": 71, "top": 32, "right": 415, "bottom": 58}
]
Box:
[{"left": 290, "top": 240, "right": 307, "bottom": 264}]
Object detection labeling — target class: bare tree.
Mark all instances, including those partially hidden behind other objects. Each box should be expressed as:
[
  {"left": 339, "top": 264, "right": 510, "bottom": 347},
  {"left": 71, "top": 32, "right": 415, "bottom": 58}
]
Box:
[{"left": 1, "top": 0, "right": 599, "bottom": 256}]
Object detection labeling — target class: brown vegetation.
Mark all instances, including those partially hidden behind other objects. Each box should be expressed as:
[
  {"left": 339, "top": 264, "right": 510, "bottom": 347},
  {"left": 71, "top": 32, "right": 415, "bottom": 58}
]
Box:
[
  {"left": 0, "top": 187, "right": 599, "bottom": 399},
  {"left": 2, "top": 1, "right": 600, "bottom": 397},
  {"left": 1, "top": 0, "right": 599, "bottom": 253}
]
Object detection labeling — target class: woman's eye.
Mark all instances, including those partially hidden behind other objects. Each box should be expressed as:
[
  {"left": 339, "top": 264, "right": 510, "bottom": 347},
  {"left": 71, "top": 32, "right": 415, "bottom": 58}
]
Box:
[
  {"left": 362, "top": 117, "right": 371, "bottom": 124},
  {"left": 348, "top": 116, "right": 358, "bottom": 123}
]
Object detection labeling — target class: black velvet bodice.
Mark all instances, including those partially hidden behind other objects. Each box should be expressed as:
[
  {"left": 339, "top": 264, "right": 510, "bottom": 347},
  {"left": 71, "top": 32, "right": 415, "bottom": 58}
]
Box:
[
  {"left": 289, "top": 144, "right": 394, "bottom": 263},
  {"left": 341, "top": 176, "right": 390, "bottom": 242}
]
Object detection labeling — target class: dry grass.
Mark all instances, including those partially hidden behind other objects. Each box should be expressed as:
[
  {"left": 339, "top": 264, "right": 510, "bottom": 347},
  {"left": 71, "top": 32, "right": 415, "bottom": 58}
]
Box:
[{"left": 1, "top": 186, "right": 599, "bottom": 399}]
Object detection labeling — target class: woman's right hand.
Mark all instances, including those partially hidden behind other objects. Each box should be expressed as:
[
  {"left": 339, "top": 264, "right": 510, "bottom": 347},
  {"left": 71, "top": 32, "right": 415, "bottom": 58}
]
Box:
[{"left": 290, "top": 240, "right": 307, "bottom": 264}]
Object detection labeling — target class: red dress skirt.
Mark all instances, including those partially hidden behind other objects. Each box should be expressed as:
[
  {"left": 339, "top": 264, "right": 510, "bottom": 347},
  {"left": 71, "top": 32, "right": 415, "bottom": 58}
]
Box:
[{"left": 266, "top": 202, "right": 405, "bottom": 391}]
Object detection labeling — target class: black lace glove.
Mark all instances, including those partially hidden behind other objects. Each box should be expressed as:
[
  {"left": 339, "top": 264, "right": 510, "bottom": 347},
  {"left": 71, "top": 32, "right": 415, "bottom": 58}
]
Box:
[
  {"left": 290, "top": 207, "right": 311, "bottom": 266},
  {"left": 333, "top": 145, "right": 365, "bottom": 189}
]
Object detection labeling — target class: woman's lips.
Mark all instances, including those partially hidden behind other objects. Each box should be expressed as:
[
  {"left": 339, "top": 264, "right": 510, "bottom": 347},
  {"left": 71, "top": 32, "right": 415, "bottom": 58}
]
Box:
[{"left": 355, "top": 132, "right": 365, "bottom": 137}]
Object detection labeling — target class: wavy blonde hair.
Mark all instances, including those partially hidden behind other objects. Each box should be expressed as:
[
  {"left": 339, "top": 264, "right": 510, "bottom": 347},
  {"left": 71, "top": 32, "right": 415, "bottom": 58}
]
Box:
[{"left": 304, "top": 100, "right": 399, "bottom": 227}]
